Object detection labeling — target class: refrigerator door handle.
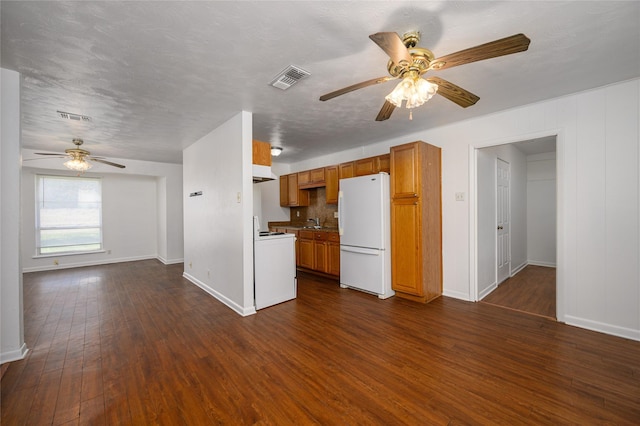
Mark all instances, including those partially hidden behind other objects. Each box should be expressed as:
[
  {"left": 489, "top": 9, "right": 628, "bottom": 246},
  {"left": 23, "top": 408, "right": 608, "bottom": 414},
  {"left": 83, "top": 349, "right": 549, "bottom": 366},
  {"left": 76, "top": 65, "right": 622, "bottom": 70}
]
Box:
[
  {"left": 340, "top": 245, "right": 380, "bottom": 256},
  {"left": 338, "top": 190, "right": 344, "bottom": 236}
]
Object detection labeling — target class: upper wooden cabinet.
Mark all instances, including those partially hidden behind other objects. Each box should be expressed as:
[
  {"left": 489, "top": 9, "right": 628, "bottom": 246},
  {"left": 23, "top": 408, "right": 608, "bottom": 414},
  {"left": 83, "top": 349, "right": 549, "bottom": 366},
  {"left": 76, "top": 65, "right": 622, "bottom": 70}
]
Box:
[
  {"left": 390, "top": 143, "right": 421, "bottom": 198},
  {"left": 299, "top": 167, "right": 326, "bottom": 189},
  {"left": 338, "top": 162, "right": 355, "bottom": 180},
  {"left": 325, "top": 165, "right": 339, "bottom": 204},
  {"left": 252, "top": 140, "right": 271, "bottom": 166},
  {"left": 280, "top": 173, "right": 309, "bottom": 207},
  {"left": 353, "top": 154, "right": 391, "bottom": 177}
]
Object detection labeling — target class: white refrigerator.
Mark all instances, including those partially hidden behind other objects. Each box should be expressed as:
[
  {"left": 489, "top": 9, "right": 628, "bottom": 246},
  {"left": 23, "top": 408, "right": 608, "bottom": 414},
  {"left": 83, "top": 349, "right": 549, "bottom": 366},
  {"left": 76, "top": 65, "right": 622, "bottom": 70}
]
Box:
[{"left": 338, "top": 173, "right": 394, "bottom": 299}]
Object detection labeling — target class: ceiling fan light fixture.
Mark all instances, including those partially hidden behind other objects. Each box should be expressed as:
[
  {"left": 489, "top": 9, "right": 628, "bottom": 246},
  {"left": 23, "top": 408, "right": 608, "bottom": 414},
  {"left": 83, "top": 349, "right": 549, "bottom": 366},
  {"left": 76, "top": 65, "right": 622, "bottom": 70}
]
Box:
[
  {"left": 64, "top": 156, "right": 92, "bottom": 173},
  {"left": 385, "top": 72, "right": 438, "bottom": 110},
  {"left": 271, "top": 146, "right": 283, "bottom": 156}
]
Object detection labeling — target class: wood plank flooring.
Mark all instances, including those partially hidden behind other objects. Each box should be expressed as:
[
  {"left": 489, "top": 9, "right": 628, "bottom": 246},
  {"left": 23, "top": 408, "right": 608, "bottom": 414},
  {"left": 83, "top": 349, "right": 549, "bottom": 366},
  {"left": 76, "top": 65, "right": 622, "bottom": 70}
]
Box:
[
  {"left": 481, "top": 265, "right": 556, "bottom": 319},
  {"left": 2, "top": 260, "right": 639, "bottom": 425}
]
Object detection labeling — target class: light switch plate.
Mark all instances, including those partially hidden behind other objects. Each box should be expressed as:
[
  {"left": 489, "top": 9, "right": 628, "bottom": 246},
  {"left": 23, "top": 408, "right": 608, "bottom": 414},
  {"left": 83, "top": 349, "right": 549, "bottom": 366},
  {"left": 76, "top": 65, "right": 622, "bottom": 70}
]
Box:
[{"left": 455, "top": 192, "right": 465, "bottom": 201}]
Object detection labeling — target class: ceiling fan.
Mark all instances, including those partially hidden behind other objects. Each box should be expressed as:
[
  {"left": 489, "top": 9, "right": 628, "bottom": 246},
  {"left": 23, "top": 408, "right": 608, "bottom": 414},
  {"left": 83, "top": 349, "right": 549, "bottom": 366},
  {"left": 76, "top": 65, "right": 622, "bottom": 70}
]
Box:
[
  {"left": 319, "top": 31, "right": 530, "bottom": 121},
  {"left": 34, "top": 138, "right": 125, "bottom": 173}
]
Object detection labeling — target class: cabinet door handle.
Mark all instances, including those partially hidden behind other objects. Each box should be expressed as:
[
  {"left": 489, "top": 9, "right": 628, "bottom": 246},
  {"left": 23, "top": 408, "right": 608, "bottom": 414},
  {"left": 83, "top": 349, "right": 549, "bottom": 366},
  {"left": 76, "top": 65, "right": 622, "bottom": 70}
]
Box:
[{"left": 497, "top": 226, "right": 503, "bottom": 230}]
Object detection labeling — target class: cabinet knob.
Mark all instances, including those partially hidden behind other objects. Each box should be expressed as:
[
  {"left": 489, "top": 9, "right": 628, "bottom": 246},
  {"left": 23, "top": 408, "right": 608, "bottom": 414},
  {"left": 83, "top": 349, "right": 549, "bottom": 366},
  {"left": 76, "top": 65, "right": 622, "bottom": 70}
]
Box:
[{"left": 497, "top": 226, "right": 503, "bottom": 230}]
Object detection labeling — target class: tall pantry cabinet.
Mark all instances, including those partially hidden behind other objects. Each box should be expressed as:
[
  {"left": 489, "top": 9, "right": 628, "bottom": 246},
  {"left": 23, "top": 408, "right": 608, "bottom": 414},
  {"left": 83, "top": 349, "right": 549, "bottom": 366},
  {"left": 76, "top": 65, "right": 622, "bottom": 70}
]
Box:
[{"left": 390, "top": 141, "right": 442, "bottom": 303}]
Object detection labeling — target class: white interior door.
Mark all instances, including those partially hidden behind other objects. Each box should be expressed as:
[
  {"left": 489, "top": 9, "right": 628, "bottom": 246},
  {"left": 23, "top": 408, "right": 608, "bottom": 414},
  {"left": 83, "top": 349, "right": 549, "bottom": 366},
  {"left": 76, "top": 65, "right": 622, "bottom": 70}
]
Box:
[{"left": 497, "top": 158, "right": 511, "bottom": 284}]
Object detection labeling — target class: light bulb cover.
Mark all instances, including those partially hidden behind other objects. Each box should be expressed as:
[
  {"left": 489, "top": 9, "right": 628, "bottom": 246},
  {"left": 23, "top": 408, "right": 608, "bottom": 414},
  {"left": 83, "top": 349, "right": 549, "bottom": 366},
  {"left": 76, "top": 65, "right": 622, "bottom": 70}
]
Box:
[
  {"left": 385, "top": 74, "right": 438, "bottom": 110},
  {"left": 271, "top": 146, "right": 283, "bottom": 156},
  {"left": 64, "top": 157, "right": 92, "bottom": 172}
]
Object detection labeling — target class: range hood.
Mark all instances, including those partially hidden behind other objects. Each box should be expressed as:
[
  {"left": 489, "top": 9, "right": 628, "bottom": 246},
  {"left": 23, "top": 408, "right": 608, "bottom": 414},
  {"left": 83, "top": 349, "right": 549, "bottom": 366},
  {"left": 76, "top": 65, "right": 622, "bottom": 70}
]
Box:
[{"left": 253, "top": 164, "right": 276, "bottom": 183}]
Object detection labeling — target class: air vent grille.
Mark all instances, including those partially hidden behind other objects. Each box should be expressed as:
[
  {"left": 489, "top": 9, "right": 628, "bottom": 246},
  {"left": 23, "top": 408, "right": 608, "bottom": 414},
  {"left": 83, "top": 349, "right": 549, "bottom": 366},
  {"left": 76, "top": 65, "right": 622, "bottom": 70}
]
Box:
[
  {"left": 269, "top": 65, "right": 311, "bottom": 90},
  {"left": 57, "top": 110, "right": 92, "bottom": 122}
]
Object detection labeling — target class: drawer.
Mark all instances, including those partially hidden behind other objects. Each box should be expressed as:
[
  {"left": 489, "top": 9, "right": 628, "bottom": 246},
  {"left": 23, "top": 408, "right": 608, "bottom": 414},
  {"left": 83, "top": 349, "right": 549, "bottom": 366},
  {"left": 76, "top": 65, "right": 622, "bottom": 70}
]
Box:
[
  {"left": 326, "top": 232, "right": 340, "bottom": 243},
  {"left": 299, "top": 230, "right": 314, "bottom": 239},
  {"left": 314, "top": 232, "right": 328, "bottom": 241}
]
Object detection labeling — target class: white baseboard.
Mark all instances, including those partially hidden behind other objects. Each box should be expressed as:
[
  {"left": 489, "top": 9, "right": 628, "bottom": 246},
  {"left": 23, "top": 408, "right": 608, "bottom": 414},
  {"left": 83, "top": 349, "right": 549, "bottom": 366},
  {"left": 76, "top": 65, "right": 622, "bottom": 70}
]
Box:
[
  {"left": 182, "top": 272, "right": 256, "bottom": 317},
  {"left": 1, "top": 343, "right": 29, "bottom": 364},
  {"left": 478, "top": 281, "right": 498, "bottom": 300},
  {"left": 527, "top": 260, "right": 556, "bottom": 268},
  {"left": 564, "top": 315, "right": 640, "bottom": 342},
  {"left": 510, "top": 261, "right": 528, "bottom": 276},
  {"left": 23, "top": 255, "right": 159, "bottom": 273},
  {"left": 443, "top": 288, "right": 472, "bottom": 301},
  {"left": 157, "top": 256, "right": 184, "bottom": 265}
]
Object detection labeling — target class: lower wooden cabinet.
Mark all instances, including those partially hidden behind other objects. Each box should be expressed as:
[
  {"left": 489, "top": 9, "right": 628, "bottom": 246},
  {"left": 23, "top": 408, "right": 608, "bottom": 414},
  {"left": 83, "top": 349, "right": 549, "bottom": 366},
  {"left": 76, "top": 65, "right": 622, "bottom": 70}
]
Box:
[{"left": 297, "top": 230, "right": 339, "bottom": 277}]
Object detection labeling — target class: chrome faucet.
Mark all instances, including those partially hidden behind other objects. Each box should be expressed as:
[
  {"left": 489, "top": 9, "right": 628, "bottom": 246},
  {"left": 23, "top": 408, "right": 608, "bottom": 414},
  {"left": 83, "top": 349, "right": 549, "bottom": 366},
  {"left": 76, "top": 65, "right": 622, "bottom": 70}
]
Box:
[{"left": 308, "top": 218, "right": 320, "bottom": 227}]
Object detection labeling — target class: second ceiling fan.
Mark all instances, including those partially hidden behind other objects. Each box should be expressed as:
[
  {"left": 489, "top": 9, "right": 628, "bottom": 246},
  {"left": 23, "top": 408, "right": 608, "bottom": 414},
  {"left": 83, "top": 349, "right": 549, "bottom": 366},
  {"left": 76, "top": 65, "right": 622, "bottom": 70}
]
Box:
[{"left": 319, "top": 31, "right": 531, "bottom": 121}]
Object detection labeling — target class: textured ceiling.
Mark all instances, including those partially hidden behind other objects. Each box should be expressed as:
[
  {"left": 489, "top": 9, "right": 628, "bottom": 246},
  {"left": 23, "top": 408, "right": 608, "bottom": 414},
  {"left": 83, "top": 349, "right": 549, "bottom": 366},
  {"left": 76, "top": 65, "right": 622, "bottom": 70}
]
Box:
[{"left": 2, "top": 1, "right": 639, "bottom": 166}]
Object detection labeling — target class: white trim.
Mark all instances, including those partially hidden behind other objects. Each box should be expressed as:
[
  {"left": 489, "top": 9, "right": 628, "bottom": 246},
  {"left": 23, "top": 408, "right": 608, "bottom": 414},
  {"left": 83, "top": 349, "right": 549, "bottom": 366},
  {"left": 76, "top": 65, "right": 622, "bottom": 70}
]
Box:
[
  {"left": 22, "top": 254, "right": 157, "bottom": 273},
  {"left": 443, "top": 289, "right": 472, "bottom": 301},
  {"left": 182, "top": 272, "right": 256, "bottom": 317},
  {"left": 1, "top": 343, "right": 29, "bottom": 364},
  {"left": 469, "top": 145, "right": 478, "bottom": 301},
  {"left": 528, "top": 260, "right": 557, "bottom": 268},
  {"left": 33, "top": 250, "right": 106, "bottom": 259},
  {"left": 157, "top": 256, "right": 184, "bottom": 265},
  {"left": 510, "top": 260, "right": 528, "bottom": 276},
  {"left": 564, "top": 315, "right": 640, "bottom": 342},
  {"left": 478, "top": 281, "right": 498, "bottom": 300}
]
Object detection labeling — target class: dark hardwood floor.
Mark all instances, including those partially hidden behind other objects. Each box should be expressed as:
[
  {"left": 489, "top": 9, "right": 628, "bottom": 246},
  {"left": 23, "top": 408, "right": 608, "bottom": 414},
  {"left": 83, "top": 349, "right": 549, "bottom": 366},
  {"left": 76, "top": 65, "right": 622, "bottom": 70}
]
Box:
[
  {"left": 481, "top": 265, "right": 556, "bottom": 319},
  {"left": 2, "top": 260, "right": 639, "bottom": 425}
]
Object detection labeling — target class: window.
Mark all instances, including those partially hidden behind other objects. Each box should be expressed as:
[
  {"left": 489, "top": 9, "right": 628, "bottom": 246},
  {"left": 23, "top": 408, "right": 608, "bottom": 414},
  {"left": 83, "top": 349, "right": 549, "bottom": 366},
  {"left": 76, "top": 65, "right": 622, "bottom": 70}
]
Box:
[{"left": 36, "top": 175, "right": 103, "bottom": 255}]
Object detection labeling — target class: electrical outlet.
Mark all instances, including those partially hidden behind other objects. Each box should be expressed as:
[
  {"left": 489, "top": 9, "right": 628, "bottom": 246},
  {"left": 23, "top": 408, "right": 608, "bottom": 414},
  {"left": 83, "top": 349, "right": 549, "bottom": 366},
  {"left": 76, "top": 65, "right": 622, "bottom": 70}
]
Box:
[
  {"left": 237, "top": 192, "right": 241, "bottom": 203},
  {"left": 207, "top": 269, "right": 210, "bottom": 278},
  {"left": 334, "top": 211, "right": 339, "bottom": 218},
  {"left": 189, "top": 261, "right": 192, "bottom": 269},
  {"left": 53, "top": 259, "right": 59, "bottom": 266},
  {"left": 296, "top": 211, "right": 300, "bottom": 217}
]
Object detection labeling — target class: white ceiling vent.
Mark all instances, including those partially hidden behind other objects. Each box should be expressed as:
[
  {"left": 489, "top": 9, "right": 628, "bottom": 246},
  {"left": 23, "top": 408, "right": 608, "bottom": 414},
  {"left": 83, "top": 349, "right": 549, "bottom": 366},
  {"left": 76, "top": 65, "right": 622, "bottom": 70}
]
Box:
[
  {"left": 269, "top": 65, "right": 310, "bottom": 90},
  {"left": 57, "top": 110, "right": 92, "bottom": 122}
]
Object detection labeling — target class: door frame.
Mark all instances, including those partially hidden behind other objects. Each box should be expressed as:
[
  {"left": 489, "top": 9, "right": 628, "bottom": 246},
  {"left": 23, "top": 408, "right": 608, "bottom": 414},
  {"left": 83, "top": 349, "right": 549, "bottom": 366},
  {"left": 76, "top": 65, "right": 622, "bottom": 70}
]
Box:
[{"left": 469, "top": 129, "right": 564, "bottom": 322}]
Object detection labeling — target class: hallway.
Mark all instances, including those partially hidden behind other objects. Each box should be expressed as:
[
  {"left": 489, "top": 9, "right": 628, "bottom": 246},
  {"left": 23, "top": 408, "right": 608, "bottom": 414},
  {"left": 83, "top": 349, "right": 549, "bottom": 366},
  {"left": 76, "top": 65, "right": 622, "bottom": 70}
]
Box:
[{"left": 481, "top": 265, "right": 556, "bottom": 319}]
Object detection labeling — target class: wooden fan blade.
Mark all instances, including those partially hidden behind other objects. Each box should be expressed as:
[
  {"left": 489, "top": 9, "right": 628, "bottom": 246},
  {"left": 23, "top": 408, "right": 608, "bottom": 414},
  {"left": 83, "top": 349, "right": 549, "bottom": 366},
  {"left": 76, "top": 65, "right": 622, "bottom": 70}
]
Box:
[
  {"left": 319, "top": 76, "right": 395, "bottom": 101},
  {"left": 369, "top": 32, "right": 413, "bottom": 65},
  {"left": 90, "top": 158, "right": 126, "bottom": 169},
  {"left": 430, "top": 33, "right": 530, "bottom": 71},
  {"left": 427, "top": 77, "right": 480, "bottom": 108},
  {"left": 375, "top": 100, "right": 396, "bottom": 121}
]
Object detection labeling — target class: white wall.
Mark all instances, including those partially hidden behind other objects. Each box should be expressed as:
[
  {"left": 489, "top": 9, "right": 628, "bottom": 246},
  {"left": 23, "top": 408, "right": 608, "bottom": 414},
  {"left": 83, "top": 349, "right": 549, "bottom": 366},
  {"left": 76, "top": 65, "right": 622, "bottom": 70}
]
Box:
[
  {"left": 182, "top": 111, "right": 255, "bottom": 316},
  {"left": 20, "top": 169, "right": 159, "bottom": 271},
  {"left": 527, "top": 152, "right": 556, "bottom": 266},
  {"left": 272, "top": 78, "right": 640, "bottom": 341},
  {"left": 1, "top": 68, "right": 27, "bottom": 363}
]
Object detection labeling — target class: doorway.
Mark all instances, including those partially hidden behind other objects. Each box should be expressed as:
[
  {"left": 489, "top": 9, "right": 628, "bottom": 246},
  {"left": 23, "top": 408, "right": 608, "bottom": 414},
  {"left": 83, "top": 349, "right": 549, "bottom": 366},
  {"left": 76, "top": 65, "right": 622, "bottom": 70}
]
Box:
[{"left": 475, "top": 136, "right": 557, "bottom": 319}]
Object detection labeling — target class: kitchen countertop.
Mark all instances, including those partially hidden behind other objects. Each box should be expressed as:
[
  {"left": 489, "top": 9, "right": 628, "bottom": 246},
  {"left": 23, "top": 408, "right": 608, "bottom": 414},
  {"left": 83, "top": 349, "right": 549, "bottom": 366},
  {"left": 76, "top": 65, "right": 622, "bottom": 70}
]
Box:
[{"left": 268, "top": 223, "right": 338, "bottom": 233}]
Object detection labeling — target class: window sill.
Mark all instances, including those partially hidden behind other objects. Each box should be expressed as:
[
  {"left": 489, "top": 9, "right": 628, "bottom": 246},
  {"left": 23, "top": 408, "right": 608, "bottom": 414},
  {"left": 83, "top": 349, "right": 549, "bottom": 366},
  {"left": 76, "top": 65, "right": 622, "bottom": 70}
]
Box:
[{"left": 33, "top": 250, "right": 106, "bottom": 259}]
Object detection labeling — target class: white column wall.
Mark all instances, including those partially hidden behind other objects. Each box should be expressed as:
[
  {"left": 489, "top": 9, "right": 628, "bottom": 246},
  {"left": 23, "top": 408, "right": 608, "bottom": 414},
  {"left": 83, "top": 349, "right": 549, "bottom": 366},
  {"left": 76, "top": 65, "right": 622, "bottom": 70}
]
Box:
[
  {"left": 1, "top": 68, "right": 27, "bottom": 363},
  {"left": 275, "top": 78, "right": 640, "bottom": 340},
  {"left": 182, "top": 111, "right": 255, "bottom": 316}
]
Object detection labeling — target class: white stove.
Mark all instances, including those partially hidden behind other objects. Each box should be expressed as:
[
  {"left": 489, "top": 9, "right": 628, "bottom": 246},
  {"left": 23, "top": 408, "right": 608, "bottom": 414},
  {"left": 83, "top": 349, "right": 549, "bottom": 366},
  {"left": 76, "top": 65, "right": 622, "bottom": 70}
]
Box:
[{"left": 253, "top": 216, "right": 297, "bottom": 310}]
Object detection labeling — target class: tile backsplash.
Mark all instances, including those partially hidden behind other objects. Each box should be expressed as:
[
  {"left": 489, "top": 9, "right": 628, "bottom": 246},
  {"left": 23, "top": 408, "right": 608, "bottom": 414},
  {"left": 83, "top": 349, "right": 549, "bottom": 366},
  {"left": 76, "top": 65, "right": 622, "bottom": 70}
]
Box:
[{"left": 290, "top": 187, "right": 338, "bottom": 228}]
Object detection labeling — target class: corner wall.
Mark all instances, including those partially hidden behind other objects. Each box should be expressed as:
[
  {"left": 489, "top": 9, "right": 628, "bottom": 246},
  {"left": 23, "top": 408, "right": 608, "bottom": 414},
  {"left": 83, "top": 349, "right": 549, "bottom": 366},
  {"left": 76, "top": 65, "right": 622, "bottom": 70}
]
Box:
[{"left": 1, "top": 68, "right": 27, "bottom": 363}]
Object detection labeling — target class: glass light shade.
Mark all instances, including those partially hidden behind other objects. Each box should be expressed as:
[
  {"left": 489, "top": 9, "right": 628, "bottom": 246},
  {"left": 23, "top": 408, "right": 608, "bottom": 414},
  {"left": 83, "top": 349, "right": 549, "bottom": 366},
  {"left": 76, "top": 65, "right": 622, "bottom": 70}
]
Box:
[
  {"left": 385, "top": 75, "right": 438, "bottom": 109},
  {"left": 271, "top": 146, "right": 283, "bottom": 156},
  {"left": 64, "top": 157, "right": 92, "bottom": 172}
]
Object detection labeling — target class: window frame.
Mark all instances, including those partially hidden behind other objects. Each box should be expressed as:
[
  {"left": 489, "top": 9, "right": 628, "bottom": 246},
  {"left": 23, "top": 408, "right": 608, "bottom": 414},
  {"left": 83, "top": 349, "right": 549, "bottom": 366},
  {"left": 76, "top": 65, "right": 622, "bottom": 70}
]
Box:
[{"left": 35, "top": 174, "right": 104, "bottom": 256}]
